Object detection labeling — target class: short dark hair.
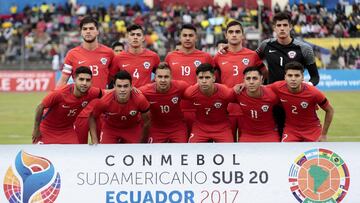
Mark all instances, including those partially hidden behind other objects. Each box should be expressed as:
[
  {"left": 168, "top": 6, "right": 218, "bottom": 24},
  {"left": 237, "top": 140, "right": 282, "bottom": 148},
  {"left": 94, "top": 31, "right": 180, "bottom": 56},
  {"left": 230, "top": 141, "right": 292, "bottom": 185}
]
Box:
[
  {"left": 216, "top": 39, "right": 228, "bottom": 47},
  {"left": 196, "top": 63, "right": 214, "bottom": 75},
  {"left": 155, "top": 62, "right": 171, "bottom": 74},
  {"left": 114, "top": 70, "right": 132, "bottom": 85},
  {"left": 273, "top": 12, "right": 292, "bottom": 25},
  {"left": 127, "top": 24, "right": 144, "bottom": 34},
  {"left": 80, "top": 16, "right": 99, "bottom": 30},
  {"left": 284, "top": 61, "right": 304, "bottom": 73},
  {"left": 180, "top": 24, "right": 197, "bottom": 33},
  {"left": 75, "top": 66, "right": 92, "bottom": 77},
  {"left": 111, "top": 41, "right": 124, "bottom": 50},
  {"left": 243, "top": 66, "right": 262, "bottom": 76},
  {"left": 225, "top": 20, "right": 244, "bottom": 33}
]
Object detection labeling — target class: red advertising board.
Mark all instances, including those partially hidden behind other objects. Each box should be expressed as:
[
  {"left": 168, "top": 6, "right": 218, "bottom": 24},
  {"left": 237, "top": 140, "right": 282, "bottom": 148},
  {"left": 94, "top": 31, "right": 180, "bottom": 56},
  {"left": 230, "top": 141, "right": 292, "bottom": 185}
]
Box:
[{"left": 0, "top": 71, "right": 55, "bottom": 92}]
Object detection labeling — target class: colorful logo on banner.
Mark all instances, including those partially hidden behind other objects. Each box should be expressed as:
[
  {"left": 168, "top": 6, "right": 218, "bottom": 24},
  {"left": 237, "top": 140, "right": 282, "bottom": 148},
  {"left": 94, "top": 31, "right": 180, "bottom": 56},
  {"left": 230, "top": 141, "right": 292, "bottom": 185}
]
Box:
[
  {"left": 289, "top": 148, "right": 350, "bottom": 203},
  {"left": 3, "top": 151, "right": 61, "bottom": 203}
]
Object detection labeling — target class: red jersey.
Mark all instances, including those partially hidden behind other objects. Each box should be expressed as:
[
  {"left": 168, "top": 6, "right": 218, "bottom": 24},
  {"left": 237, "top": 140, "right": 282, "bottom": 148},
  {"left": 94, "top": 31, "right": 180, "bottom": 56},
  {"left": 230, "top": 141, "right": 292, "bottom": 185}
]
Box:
[
  {"left": 92, "top": 91, "right": 150, "bottom": 129},
  {"left": 183, "top": 83, "right": 235, "bottom": 132},
  {"left": 62, "top": 44, "right": 114, "bottom": 89},
  {"left": 165, "top": 50, "right": 213, "bottom": 110},
  {"left": 40, "top": 84, "right": 102, "bottom": 131},
  {"left": 110, "top": 49, "right": 160, "bottom": 87},
  {"left": 214, "top": 48, "right": 263, "bottom": 86},
  {"left": 270, "top": 81, "right": 330, "bottom": 131},
  {"left": 165, "top": 50, "right": 214, "bottom": 85},
  {"left": 139, "top": 80, "right": 188, "bottom": 129},
  {"left": 236, "top": 86, "right": 279, "bottom": 135}
]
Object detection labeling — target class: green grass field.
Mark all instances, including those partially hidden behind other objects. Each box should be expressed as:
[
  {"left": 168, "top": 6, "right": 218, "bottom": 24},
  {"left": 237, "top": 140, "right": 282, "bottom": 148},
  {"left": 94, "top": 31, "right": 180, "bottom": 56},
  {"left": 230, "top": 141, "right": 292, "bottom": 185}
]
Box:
[{"left": 0, "top": 91, "right": 359, "bottom": 144}]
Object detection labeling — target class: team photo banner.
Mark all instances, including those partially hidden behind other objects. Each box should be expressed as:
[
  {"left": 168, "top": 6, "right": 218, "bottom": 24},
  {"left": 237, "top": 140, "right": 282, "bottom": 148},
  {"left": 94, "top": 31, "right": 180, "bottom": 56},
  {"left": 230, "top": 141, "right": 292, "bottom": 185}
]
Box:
[
  {"left": 0, "top": 71, "right": 55, "bottom": 92},
  {"left": 0, "top": 143, "right": 358, "bottom": 202}
]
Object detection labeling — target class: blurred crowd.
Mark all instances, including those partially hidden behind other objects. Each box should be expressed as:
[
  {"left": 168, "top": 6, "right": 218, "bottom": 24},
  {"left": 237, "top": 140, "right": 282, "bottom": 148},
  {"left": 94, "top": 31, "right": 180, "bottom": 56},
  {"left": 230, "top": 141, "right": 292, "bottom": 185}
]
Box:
[{"left": 0, "top": 0, "right": 360, "bottom": 69}]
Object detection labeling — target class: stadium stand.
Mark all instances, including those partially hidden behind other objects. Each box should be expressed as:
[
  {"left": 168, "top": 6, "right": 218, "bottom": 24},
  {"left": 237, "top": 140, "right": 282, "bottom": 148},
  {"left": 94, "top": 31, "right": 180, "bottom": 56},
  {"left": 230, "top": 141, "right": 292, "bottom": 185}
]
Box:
[{"left": 0, "top": 0, "right": 359, "bottom": 70}]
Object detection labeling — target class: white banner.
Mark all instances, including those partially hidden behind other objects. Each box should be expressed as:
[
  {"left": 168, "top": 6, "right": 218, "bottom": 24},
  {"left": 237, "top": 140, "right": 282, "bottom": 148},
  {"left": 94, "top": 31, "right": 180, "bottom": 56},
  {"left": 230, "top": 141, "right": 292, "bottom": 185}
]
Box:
[{"left": 0, "top": 143, "right": 358, "bottom": 203}]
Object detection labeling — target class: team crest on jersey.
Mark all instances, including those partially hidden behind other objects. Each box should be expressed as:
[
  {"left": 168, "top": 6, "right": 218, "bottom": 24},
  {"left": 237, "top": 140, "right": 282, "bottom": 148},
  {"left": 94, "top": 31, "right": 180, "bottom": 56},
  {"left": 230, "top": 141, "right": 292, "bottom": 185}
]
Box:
[
  {"left": 143, "top": 62, "right": 151, "bottom": 69},
  {"left": 242, "top": 58, "right": 250, "bottom": 65},
  {"left": 300, "top": 101, "right": 308, "bottom": 109},
  {"left": 261, "top": 105, "right": 269, "bottom": 112},
  {"left": 129, "top": 110, "right": 137, "bottom": 116},
  {"left": 287, "top": 51, "right": 296, "bottom": 59},
  {"left": 100, "top": 57, "right": 108, "bottom": 65},
  {"left": 81, "top": 101, "right": 88, "bottom": 107},
  {"left": 194, "top": 60, "right": 202, "bottom": 67},
  {"left": 214, "top": 102, "right": 222, "bottom": 108},
  {"left": 171, "top": 97, "right": 179, "bottom": 104}
]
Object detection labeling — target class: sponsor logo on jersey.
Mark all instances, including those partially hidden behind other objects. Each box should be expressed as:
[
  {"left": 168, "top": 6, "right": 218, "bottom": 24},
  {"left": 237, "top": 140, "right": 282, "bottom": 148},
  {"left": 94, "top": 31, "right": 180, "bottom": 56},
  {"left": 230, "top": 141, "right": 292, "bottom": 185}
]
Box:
[
  {"left": 300, "top": 101, "right": 308, "bottom": 109},
  {"left": 194, "top": 60, "right": 202, "bottom": 67},
  {"left": 269, "top": 49, "right": 277, "bottom": 53},
  {"left": 81, "top": 101, "right": 88, "bottom": 107},
  {"left": 239, "top": 102, "right": 247, "bottom": 106},
  {"left": 143, "top": 62, "right": 151, "bottom": 69},
  {"left": 261, "top": 105, "right": 269, "bottom": 112},
  {"left": 288, "top": 51, "right": 297, "bottom": 58},
  {"left": 221, "top": 61, "right": 228, "bottom": 65},
  {"left": 100, "top": 57, "right": 108, "bottom": 65},
  {"left": 62, "top": 104, "right": 70, "bottom": 108},
  {"left": 122, "top": 64, "right": 130, "bottom": 67},
  {"left": 129, "top": 110, "right": 137, "bottom": 116},
  {"left": 242, "top": 58, "right": 250, "bottom": 65},
  {"left": 193, "top": 102, "right": 201, "bottom": 106},
  {"left": 280, "top": 99, "right": 288, "bottom": 103},
  {"left": 78, "top": 60, "right": 86, "bottom": 64},
  {"left": 172, "top": 62, "right": 179, "bottom": 65},
  {"left": 214, "top": 102, "right": 222, "bottom": 108},
  {"left": 171, "top": 97, "right": 179, "bottom": 104}
]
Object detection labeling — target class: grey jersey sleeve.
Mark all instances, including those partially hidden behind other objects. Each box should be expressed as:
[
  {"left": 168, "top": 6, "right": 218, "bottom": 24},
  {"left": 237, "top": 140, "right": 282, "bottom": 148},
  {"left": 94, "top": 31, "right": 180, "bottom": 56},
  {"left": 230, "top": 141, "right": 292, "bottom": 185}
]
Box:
[
  {"left": 294, "top": 39, "right": 319, "bottom": 85},
  {"left": 256, "top": 39, "right": 272, "bottom": 59},
  {"left": 296, "top": 39, "right": 315, "bottom": 65}
]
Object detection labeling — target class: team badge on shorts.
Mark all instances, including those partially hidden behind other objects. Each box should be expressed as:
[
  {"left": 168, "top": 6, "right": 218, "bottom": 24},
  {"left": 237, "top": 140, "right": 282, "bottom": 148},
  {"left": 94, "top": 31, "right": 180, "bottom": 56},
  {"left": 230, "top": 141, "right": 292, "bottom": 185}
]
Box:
[
  {"left": 300, "top": 101, "right": 308, "bottom": 109},
  {"left": 143, "top": 62, "right": 151, "bottom": 69},
  {"left": 171, "top": 97, "right": 179, "bottom": 104},
  {"left": 288, "top": 51, "right": 297, "bottom": 59},
  {"left": 261, "top": 105, "right": 269, "bottom": 112},
  {"left": 81, "top": 101, "right": 88, "bottom": 107},
  {"left": 242, "top": 58, "right": 250, "bottom": 65},
  {"left": 194, "top": 60, "right": 202, "bottom": 67},
  {"left": 129, "top": 110, "right": 137, "bottom": 116},
  {"left": 100, "top": 57, "right": 108, "bottom": 65},
  {"left": 289, "top": 148, "right": 350, "bottom": 203},
  {"left": 214, "top": 102, "right": 222, "bottom": 108}
]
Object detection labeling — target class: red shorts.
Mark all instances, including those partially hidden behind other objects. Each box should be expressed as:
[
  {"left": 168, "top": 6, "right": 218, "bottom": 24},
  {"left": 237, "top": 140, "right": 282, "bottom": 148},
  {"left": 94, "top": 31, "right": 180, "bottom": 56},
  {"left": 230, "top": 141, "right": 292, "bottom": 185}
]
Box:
[
  {"left": 37, "top": 126, "right": 79, "bottom": 144},
  {"left": 282, "top": 127, "right": 322, "bottom": 142},
  {"left": 229, "top": 115, "right": 242, "bottom": 141},
  {"left": 75, "top": 116, "right": 103, "bottom": 144},
  {"left": 148, "top": 124, "right": 188, "bottom": 143},
  {"left": 183, "top": 110, "right": 195, "bottom": 134},
  {"left": 188, "top": 124, "right": 234, "bottom": 143},
  {"left": 75, "top": 99, "right": 102, "bottom": 144},
  {"left": 100, "top": 125, "right": 142, "bottom": 144},
  {"left": 238, "top": 132, "right": 280, "bottom": 142}
]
